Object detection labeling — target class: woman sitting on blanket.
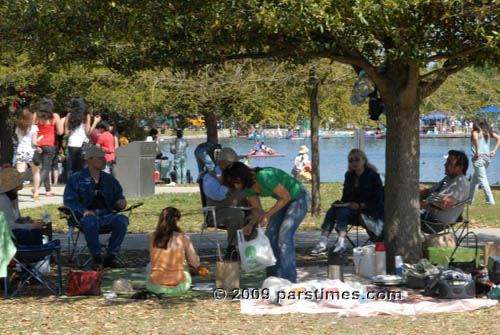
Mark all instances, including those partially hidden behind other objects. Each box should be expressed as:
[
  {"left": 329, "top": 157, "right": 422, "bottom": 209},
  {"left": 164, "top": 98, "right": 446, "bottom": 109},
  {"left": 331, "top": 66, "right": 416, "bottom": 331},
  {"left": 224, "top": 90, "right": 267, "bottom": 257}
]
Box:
[
  {"left": 310, "top": 149, "right": 384, "bottom": 256},
  {"left": 146, "top": 207, "right": 201, "bottom": 296}
]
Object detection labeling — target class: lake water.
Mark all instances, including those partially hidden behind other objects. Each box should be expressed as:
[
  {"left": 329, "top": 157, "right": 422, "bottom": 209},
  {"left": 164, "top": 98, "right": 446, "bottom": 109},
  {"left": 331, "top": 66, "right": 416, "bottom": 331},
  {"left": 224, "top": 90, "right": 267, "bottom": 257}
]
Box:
[{"left": 161, "top": 137, "right": 500, "bottom": 183}]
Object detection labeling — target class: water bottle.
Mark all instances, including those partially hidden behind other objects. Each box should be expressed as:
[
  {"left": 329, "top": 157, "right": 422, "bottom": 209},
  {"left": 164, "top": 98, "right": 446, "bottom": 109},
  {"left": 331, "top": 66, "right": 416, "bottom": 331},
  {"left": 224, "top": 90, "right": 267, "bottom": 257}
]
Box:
[
  {"left": 395, "top": 255, "right": 404, "bottom": 276},
  {"left": 375, "top": 242, "right": 386, "bottom": 276}
]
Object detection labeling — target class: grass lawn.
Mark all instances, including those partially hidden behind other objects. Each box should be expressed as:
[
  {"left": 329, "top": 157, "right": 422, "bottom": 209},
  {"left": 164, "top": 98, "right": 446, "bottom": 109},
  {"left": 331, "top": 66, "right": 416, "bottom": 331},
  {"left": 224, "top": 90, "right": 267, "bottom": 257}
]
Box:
[
  {"left": 22, "top": 183, "right": 500, "bottom": 234},
  {"left": 1, "top": 249, "right": 499, "bottom": 334}
]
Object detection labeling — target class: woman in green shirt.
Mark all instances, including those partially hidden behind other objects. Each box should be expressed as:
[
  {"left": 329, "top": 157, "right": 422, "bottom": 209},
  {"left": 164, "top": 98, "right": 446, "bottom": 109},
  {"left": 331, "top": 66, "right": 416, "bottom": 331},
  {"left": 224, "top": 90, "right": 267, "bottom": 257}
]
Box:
[{"left": 223, "top": 162, "right": 310, "bottom": 282}]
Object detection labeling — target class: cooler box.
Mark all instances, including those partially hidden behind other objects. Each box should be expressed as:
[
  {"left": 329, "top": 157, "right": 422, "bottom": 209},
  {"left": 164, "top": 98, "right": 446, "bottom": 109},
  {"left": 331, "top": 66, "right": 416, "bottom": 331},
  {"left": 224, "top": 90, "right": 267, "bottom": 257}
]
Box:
[{"left": 487, "top": 256, "right": 500, "bottom": 285}]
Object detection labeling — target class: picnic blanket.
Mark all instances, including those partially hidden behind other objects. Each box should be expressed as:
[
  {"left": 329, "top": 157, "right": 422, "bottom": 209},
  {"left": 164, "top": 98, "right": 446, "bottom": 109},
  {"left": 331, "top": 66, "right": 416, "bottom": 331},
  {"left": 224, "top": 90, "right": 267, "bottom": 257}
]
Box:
[{"left": 240, "top": 277, "right": 498, "bottom": 317}]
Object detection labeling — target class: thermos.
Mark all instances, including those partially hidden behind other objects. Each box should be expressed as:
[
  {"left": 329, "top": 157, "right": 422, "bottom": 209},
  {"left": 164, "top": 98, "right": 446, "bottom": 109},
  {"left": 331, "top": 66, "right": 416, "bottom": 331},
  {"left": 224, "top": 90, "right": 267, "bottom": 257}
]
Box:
[
  {"left": 328, "top": 250, "right": 349, "bottom": 281},
  {"left": 375, "top": 242, "right": 386, "bottom": 276}
]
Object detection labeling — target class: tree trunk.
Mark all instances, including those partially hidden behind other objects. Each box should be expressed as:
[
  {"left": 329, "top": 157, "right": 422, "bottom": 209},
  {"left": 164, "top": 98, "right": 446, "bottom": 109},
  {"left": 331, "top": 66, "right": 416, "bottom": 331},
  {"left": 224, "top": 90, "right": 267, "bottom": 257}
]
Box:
[
  {"left": 0, "top": 104, "right": 14, "bottom": 166},
  {"left": 382, "top": 88, "right": 422, "bottom": 272},
  {"left": 306, "top": 69, "right": 321, "bottom": 216},
  {"left": 203, "top": 109, "right": 218, "bottom": 144}
]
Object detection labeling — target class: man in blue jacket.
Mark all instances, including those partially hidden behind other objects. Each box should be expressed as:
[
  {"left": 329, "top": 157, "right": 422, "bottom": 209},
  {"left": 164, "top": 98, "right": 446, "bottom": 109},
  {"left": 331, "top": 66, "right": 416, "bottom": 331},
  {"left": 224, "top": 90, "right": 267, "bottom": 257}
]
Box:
[{"left": 64, "top": 146, "right": 128, "bottom": 268}]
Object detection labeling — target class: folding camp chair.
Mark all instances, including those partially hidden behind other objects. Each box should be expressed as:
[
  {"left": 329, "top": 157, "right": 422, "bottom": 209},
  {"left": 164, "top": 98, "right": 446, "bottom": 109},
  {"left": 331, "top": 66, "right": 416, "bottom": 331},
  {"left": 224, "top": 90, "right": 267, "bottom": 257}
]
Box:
[
  {"left": 344, "top": 214, "right": 374, "bottom": 248},
  {"left": 58, "top": 202, "right": 143, "bottom": 267},
  {"left": 4, "top": 240, "right": 63, "bottom": 298},
  {"left": 421, "top": 198, "right": 471, "bottom": 245}
]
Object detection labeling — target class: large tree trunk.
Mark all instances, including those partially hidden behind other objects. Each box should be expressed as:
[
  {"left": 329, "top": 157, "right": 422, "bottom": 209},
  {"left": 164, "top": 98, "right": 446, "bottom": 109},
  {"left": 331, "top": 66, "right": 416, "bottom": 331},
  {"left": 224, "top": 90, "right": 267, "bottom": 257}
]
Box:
[
  {"left": 0, "top": 104, "right": 14, "bottom": 165},
  {"left": 203, "top": 109, "right": 218, "bottom": 144},
  {"left": 306, "top": 69, "right": 321, "bottom": 216},
  {"left": 380, "top": 66, "right": 422, "bottom": 272}
]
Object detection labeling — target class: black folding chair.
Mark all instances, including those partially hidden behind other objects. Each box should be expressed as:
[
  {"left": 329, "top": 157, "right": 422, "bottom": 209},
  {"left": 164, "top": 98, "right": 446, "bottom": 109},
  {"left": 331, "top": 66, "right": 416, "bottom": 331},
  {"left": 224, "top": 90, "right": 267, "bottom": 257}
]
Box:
[
  {"left": 58, "top": 202, "right": 143, "bottom": 267},
  {"left": 421, "top": 198, "right": 471, "bottom": 245}
]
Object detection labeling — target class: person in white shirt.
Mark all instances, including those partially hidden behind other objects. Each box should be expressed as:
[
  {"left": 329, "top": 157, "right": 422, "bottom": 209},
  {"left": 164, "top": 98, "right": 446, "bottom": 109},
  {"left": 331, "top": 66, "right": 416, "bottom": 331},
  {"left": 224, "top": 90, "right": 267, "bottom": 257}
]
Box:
[{"left": 14, "top": 108, "right": 40, "bottom": 196}]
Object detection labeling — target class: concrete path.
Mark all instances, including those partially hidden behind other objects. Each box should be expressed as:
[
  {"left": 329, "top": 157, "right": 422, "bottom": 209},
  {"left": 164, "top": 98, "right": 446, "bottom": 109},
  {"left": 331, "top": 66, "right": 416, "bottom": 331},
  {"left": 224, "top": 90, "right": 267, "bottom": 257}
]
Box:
[{"left": 54, "top": 228, "right": 500, "bottom": 253}]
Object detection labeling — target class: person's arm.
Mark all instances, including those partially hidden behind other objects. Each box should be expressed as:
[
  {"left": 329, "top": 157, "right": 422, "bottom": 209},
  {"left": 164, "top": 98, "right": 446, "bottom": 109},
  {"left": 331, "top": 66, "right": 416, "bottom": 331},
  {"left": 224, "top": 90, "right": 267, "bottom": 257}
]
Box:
[
  {"left": 89, "top": 115, "right": 101, "bottom": 136},
  {"left": 64, "top": 113, "right": 71, "bottom": 136},
  {"left": 242, "top": 195, "right": 265, "bottom": 235},
  {"left": 84, "top": 114, "right": 91, "bottom": 134},
  {"left": 203, "top": 173, "right": 228, "bottom": 201},
  {"left": 490, "top": 132, "right": 500, "bottom": 157},
  {"left": 360, "top": 173, "right": 384, "bottom": 210},
  {"left": 430, "top": 196, "right": 459, "bottom": 210},
  {"left": 63, "top": 177, "right": 87, "bottom": 215},
  {"left": 114, "top": 136, "right": 119, "bottom": 149},
  {"left": 183, "top": 234, "right": 200, "bottom": 269},
  {"left": 54, "top": 114, "right": 64, "bottom": 135},
  {"left": 31, "top": 126, "right": 39, "bottom": 146},
  {"left": 471, "top": 130, "right": 480, "bottom": 158},
  {"left": 259, "top": 184, "right": 291, "bottom": 227},
  {"left": 110, "top": 176, "right": 126, "bottom": 211}
]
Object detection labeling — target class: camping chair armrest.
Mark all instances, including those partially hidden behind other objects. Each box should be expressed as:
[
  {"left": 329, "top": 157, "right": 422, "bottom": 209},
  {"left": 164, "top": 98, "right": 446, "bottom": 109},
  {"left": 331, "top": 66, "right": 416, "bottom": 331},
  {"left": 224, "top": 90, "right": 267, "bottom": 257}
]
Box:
[
  {"left": 57, "top": 206, "right": 80, "bottom": 226},
  {"left": 118, "top": 202, "right": 144, "bottom": 213}
]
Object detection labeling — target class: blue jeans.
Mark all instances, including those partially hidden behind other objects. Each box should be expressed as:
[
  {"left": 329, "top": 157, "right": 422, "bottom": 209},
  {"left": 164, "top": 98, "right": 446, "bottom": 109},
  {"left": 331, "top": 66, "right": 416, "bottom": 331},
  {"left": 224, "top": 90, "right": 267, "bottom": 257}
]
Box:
[
  {"left": 194, "top": 146, "right": 215, "bottom": 173},
  {"left": 80, "top": 210, "right": 129, "bottom": 256},
  {"left": 174, "top": 153, "right": 187, "bottom": 184},
  {"left": 470, "top": 157, "right": 495, "bottom": 205},
  {"left": 335, "top": 207, "right": 363, "bottom": 232},
  {"left": 265, "top": 187, "right": 310, "bottom": 283},
  {"left": 320, "top": 206, "right": 337, "bottom": 233}
]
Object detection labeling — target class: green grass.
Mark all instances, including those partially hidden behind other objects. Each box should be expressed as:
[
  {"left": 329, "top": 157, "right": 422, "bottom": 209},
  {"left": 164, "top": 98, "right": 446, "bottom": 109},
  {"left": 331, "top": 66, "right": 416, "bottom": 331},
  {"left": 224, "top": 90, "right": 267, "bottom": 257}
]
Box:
[{"left": 22, "top": 183, "right": 499, "bottom": 234}]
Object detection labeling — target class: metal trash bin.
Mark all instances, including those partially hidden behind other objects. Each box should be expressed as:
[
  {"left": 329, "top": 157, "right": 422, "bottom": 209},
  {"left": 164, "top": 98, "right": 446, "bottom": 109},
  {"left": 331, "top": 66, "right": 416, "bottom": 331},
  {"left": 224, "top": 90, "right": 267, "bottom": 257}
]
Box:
[{"left": 115, "top": 141, "right": 157, "bottom": 199}]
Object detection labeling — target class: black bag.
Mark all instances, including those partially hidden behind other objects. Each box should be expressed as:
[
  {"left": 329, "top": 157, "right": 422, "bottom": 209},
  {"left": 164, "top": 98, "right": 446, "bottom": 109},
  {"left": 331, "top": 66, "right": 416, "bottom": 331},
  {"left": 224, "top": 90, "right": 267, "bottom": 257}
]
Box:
[
  {"left": 81, "top": 136, "right": 95, "bottom": 158},
  {"left": 448, "top": 232, "right": 478, "bottom": 275}
]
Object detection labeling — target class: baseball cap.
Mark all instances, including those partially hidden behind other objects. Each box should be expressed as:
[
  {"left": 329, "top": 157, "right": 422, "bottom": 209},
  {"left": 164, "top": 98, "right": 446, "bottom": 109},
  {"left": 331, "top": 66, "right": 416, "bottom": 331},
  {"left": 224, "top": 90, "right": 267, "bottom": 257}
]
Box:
[
  {"left": 218, "top": 147, "right": 242, "bottom": 163},
  {"left": 84, "top": 146, "right": 110, "bottom": 160}
]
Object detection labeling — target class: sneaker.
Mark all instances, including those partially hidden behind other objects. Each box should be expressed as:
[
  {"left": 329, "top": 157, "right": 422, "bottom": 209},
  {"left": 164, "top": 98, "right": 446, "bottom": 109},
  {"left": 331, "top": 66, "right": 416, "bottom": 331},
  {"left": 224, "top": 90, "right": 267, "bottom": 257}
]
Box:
[
  {"left": 332, "top": 244, "right": 347, "bottom": 254},
  {"left": 310, "top": 244, "right": 328, "bottom": 256},
  {"left": 103, "top": 254, "right": 120, "bottom": 268}
]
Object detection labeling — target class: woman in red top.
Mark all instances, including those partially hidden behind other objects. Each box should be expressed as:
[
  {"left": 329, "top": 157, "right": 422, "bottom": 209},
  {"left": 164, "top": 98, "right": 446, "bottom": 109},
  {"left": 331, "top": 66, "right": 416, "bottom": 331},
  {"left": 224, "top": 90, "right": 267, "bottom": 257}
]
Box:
[
  {"left": 96, "top": 121, "right": 115, "bottom": 175},
  {"left": 33, "top": 97, "right": 63, "bottom": 199}
]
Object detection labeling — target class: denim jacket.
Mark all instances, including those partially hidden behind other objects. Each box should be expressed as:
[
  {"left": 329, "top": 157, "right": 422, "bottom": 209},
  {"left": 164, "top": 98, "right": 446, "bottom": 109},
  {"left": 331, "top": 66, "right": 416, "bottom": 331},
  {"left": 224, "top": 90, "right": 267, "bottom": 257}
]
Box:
[
  {"left": 341, "top": 168, "right": 384, "bottom": 220},
  {"left": 63, "top": 167, "right": 125, "bottom": 217}
]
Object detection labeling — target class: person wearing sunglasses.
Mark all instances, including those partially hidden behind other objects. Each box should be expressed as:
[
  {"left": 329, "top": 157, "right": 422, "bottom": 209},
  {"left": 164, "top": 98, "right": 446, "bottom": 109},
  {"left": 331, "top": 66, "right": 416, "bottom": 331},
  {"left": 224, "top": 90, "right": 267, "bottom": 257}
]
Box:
[{"left": 311, "top": 148, "right": 384, "bottom": 256}]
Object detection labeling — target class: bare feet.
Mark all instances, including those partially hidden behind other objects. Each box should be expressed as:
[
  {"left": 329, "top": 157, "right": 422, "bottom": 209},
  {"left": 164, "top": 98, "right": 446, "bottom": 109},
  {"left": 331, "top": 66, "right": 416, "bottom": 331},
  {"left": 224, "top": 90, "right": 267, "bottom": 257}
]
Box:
[{"left": 45, "top": 192, "right": 56, "bottom": 197}]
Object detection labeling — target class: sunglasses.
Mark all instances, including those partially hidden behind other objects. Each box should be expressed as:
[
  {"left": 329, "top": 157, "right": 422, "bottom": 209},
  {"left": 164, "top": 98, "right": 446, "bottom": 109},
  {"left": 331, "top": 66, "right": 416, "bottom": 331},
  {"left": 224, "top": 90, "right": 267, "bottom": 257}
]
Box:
[{"left": 348, "top": 157, "right": 361, "bottom": 163}]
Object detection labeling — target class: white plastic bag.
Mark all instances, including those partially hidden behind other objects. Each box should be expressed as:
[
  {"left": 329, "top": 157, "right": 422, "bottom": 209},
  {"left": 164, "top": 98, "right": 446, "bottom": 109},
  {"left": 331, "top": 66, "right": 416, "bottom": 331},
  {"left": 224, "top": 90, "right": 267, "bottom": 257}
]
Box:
[
  {"left": 237, "top": 227, "right": 276, "bottom": 272},
  {"left": 360, "top": 213, "right": 384, "bottom": 237}
]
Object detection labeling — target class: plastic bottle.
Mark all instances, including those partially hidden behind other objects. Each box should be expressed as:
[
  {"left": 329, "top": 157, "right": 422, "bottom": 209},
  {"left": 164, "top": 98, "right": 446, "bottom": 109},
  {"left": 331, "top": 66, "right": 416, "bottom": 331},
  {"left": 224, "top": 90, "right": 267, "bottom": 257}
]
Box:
[
  {"left": 375, "top": 242, "right": 386, "bottom": 276},
  {"left": 395, "top": 255, "right": 404, "bottom": 276}
]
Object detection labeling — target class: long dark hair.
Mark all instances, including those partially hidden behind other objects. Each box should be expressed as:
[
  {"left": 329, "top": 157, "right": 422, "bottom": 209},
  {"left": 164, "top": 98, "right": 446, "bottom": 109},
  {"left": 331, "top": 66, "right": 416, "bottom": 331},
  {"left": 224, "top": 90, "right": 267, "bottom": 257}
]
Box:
[
  {"left": 36, "top": 97, "right": 54, "bottom": 119},
  {"left": 16, "top": 108, "right": 33, "bottom": 135},
  {"left": 472, "top": 117, "right": 493, "bottom": 141},
  {"left": 153, "top": 207, "right": 182, "bottom": 249},
  {"left": 222, "top": 161, "right": 259, "bottom": 189},
  {"left": 68, "top": 97, "right": 88, "bottom": 131}
]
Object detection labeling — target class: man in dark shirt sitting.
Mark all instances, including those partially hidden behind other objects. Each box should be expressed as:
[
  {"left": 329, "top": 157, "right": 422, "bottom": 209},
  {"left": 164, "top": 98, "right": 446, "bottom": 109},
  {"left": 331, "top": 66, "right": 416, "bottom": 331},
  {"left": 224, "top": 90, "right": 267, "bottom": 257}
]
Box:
[{"left": 63, "top": 146, "right": 128, "bottom": 268}]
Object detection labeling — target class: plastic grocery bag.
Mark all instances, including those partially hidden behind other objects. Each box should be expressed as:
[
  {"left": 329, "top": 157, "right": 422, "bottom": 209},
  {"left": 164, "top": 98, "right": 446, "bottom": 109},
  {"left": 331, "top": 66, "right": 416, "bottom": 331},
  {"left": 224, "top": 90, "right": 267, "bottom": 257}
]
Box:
[{"left": 237, "top": 227, "right": 276, "bottom": 272}]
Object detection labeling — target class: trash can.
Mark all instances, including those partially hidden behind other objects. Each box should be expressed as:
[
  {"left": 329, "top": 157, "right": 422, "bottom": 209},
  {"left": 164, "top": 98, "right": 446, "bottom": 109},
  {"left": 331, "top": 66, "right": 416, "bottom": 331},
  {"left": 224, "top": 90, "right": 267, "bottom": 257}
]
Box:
[{"left": 115, "top": 141, "right": 157, "bottom": 199}]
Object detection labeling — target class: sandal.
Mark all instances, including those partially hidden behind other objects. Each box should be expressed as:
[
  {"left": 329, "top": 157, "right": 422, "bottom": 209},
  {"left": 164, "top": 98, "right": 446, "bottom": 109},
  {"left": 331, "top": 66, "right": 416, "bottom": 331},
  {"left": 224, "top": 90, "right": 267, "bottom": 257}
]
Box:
[{"left": 33, "top": 195, "right": 40, "bottom": 201}]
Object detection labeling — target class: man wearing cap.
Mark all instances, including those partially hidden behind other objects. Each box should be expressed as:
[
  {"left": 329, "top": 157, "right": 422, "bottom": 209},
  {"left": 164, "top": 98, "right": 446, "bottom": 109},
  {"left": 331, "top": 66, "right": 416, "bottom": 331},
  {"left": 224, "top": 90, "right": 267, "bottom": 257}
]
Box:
[
  {"left": 0, "top": 168, "right": 44, "bottom": 245},
  {"left": 63, "top": 146, "right": 128, "bottom": 268},
  {"left": 201, "top": 147, "right": 250, "bottom": 260}
]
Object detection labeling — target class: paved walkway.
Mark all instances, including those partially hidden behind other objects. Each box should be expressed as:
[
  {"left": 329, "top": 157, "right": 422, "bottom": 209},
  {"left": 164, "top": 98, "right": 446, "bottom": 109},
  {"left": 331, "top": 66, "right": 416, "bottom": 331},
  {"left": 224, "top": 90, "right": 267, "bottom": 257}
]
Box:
[{"left": 54, "top": 228, "right": 500, "bottom": 254}]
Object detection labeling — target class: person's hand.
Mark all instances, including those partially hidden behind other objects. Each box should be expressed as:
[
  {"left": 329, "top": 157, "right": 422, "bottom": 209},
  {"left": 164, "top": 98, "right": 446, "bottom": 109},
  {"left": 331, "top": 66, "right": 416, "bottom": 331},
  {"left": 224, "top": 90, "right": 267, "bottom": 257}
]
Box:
[
  {"left": 348, "top": 202, "right": 360, "bottom": 210},
  {"left": 116, "top": 199, "right": 127, "bottom": 210},
  {"left": 83, "top": 211, "right": 95, "bottom": 217},
  {"left": 475, "top": 153, "right": 480, "bottom": 158},
  {"left": 243, "top": 222, "right": 256, "bottom": 236},
  {"left": 258, "top": 213, "right": 270, "bottom": 227},
  {"left": 93, "top": 115, "right": 101, "bottom": 123},
  {"left": 36, "top": 146, "right": 43, "bottom": 153},
  {"left": 490, "top": 150, "right": 496, "bottom": 158},
  {"left": 31, "top": 221, "right": 44, "bottom": 230}
]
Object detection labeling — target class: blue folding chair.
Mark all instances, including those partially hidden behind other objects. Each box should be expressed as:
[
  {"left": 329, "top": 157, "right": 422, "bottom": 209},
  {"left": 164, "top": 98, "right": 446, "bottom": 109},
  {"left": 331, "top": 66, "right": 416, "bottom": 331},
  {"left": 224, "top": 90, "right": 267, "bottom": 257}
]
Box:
[{"left": 4, "top": 240, "right": 63, "bottom": 298}]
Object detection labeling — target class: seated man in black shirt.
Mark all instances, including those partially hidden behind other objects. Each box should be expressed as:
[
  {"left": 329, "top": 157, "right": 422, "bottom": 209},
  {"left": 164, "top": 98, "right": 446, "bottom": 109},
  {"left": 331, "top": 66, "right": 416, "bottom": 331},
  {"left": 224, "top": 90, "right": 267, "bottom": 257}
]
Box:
[{"left": 63, "top": 146, "right": 128, "bottom": 268}]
